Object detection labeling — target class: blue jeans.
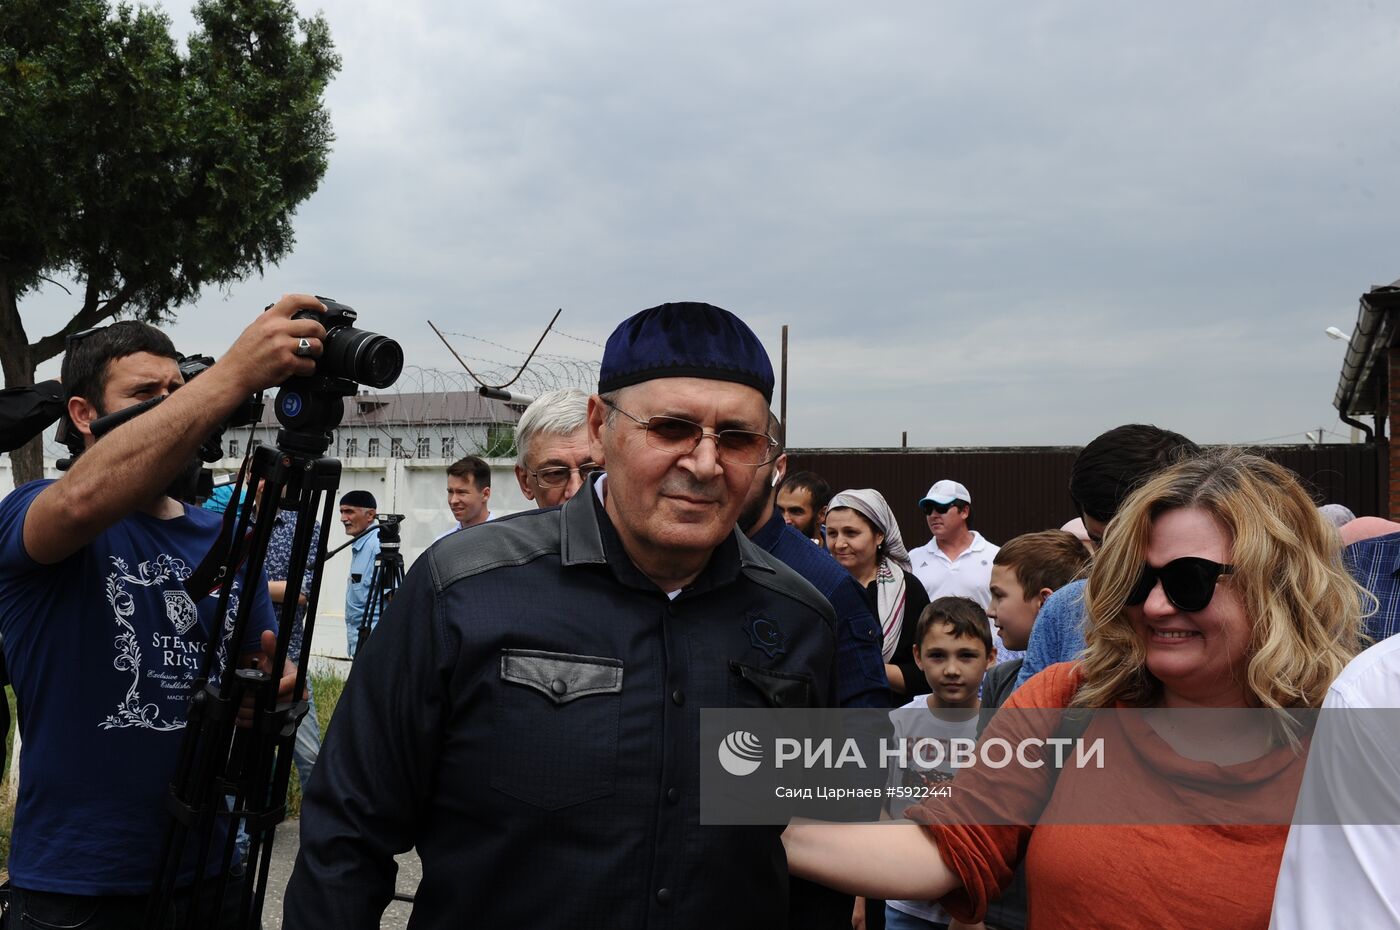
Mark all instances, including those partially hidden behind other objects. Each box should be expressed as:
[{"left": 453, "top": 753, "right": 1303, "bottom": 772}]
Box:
[
  {"left": 345, "top": 614, "right": 376, "bottom": 657},
  {"left": 8, "top": 875, "right": 244, "bottom": 930},
  {"left": 885, "top": 903, "right": 948, "bottom": 930},
  {"left": 292, "top": 685, "right": 322, "bottom": 793}
]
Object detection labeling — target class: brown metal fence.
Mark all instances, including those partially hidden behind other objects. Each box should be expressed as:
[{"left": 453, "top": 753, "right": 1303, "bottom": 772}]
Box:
[{"left": 785, "top": 442, "right": 1388, "bottom": 551}]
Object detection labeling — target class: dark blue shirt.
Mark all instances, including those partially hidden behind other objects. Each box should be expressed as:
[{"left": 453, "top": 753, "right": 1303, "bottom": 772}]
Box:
[
  {"left": 0, "top": 479, "right": 274, "bottom": 893},
  {"left": 750, "top": 507, "right": 892, "bottom": 708},
  {"left": 287, "top": 485, "right": 838, "bottom": 929},
  {"left": 1345, "top": 531, "right": 1400, "bottom": 641}
]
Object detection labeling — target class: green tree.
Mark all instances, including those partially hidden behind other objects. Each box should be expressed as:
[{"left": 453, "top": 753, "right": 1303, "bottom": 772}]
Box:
[
  {"left": 478, "top": 422, "right": 517, "bottom": 460},
  {"left": 0, "top": 0, "right": 339, "bottom": 483}
]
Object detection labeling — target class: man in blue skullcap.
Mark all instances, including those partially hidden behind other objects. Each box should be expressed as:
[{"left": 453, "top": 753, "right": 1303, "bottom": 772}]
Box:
[{"left": 288, "top": 302, "right": 838, "bottom": 929}]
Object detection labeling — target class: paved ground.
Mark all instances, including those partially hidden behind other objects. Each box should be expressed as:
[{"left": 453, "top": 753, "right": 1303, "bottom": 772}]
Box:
[{"left": 261, "top": 819, "right": 421, "bottom": 929}]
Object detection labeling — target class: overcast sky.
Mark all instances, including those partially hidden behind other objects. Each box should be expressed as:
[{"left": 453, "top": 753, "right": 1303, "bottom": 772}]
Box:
[{"left": 23, "top": 0, "right": 1400, "bottom": 448}]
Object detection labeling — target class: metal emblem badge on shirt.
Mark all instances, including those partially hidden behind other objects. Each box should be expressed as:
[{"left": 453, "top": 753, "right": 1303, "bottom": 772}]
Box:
[{"left": 744, "top": 612, "right": 789, "bottom": 659}]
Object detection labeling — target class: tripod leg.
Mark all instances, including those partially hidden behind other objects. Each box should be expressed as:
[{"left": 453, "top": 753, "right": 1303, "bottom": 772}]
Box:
[{"left": 357, "top": 563, "right": 383, "bottom": 655}]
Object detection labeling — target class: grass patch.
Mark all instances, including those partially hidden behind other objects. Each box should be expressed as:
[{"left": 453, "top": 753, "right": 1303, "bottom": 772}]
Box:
[
  {"left": 285, "top": 668, "right": 348, "bottom": 819},
  {"left": 0, "top": 668, "right": 348, "bottom": 866},
  {"left": 0, "top": 686, "right": 14, "bottom": 865}
]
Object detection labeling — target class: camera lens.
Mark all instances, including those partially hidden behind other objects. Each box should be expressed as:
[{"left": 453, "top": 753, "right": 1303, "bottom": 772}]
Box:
[{"left": 322, "top": 327, "right": 403, "bottom": 389}]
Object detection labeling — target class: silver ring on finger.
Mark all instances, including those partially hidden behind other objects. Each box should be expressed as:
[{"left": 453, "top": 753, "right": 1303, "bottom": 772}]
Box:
[{"left": 294, "top": 337, "right": 314, "bottom": 357}]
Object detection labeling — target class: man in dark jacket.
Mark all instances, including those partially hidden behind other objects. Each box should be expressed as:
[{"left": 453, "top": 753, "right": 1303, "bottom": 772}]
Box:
[{"left": 285, "top": 302, "right": 838, "bottom": 930}]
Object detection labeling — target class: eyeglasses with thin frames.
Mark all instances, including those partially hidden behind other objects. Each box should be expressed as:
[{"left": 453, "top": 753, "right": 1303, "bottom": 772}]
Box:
[
  {"left": 603, "top": 399, "right": 778, "bottom": 466},
  {"left": 526, "top": 462, "right": 600, "bottom": 489}
]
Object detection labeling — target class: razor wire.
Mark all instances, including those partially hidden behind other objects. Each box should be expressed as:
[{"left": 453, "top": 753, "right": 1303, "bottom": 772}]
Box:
[
  {"left": 212, "top": 326, "right": 603, "bottom": 464},
  {"left": 37, "top": 328, "right": 605, "bottom": 465}
]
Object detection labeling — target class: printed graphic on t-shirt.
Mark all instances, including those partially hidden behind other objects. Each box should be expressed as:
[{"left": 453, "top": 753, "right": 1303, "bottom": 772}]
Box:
[
  {"left": 164, "top": 589, "right": 198, "bottom": 635},
  {"left": 100, "top": 553, "right": 239, "bottom": 731}
]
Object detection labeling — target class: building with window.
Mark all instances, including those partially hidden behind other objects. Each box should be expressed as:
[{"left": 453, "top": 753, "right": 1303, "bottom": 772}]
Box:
[{"left": 221, "top": 390, "right": 525, "bottom": 463}]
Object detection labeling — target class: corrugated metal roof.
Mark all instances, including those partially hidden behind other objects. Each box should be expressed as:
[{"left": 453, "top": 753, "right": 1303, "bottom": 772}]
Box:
[{"left": 1333, "top": 281, "right": 1400, "bottom": 418}]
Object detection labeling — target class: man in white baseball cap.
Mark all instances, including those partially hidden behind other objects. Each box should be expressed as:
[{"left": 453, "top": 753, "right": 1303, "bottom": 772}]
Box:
[{"left": 908, "top": 479, "right": 999, "bottom": 613}]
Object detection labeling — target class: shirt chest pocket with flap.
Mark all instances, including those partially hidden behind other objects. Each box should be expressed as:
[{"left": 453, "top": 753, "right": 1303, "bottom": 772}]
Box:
[
  {"left": 728, "top": 661, "right": 816, "bottom": 708},
  {"left": 490, "top": 648, "right": 624, "bottom": 810}
]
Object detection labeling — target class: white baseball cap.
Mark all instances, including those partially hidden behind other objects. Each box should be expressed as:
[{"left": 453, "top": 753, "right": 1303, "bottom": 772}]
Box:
[{"left": 919, "top": 479, "right": 970, "bottom": 508}]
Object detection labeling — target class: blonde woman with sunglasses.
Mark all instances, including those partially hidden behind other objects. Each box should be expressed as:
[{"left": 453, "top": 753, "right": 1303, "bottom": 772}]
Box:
[{"left": 785, "top": 449, "right": 1363, "bottom": 930}]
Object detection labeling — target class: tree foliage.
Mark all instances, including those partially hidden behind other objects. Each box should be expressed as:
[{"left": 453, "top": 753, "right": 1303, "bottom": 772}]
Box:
[{"left": 0, "top": 0, "right": 339, "bottom": 482}]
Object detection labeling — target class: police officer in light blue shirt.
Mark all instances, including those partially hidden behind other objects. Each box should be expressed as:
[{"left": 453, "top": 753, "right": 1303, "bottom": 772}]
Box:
[{"left": 339, "top": 489, "right": 381, "bottom": 657}]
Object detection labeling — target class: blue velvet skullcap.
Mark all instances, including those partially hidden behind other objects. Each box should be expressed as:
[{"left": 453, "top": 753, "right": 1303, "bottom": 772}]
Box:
[
  {"left": 598, "top": 302, "right": 774, "bottom": 402},
  {"left": 339, "top": 489, "right": 377, "bottom": 509}
]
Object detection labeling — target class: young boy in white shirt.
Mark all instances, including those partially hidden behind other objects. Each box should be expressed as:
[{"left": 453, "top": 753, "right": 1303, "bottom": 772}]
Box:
[{"left": 863, "top": 596, "right": 996, "bottom": 930}]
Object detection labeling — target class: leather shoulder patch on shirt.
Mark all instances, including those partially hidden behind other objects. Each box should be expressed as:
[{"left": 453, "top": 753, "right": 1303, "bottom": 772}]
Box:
[
  {"left": 430, "top": 510, "right": 561, "bottom": 590},
  {"left": 737, "top": 541, "right": 837, "bottom": 627}
]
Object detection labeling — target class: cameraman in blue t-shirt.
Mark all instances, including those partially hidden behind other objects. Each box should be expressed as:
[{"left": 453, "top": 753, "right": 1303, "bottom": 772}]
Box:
[{"left": 0, "top": 295, "right": 325, "bottom": 928}]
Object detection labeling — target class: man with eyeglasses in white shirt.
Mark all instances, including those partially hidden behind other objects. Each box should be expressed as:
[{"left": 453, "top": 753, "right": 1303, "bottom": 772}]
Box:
[{"left": 512, "top": 388, "right": 598, "bottom": 508}]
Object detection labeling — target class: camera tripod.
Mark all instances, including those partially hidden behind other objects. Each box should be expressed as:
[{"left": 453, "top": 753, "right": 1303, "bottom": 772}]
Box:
[
  {"left": 356, "top": 522, "right": 404, "bottom": 655},
  {"left": 146, "top": 379, "right": 353, "bottom": 930}
]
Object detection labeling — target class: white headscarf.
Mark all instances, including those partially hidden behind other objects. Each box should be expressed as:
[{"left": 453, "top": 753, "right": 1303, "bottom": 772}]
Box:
[
  {"left": 827, "top": 489, "right": 911, "bottom": 572},
  {"left": 828, "top": 488, "right": 912, "bottom": 661}
]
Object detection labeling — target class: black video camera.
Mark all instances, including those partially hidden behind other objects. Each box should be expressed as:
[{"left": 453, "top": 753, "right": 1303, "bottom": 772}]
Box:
[
  {"left": 58, "top": 352, "right": 265, "bottom": 469},
  {"left": 60, "top": 298, "right": 403, "bottom": 466},
  {"left": 178, "top": 354, "right": 265, "bottom": 462}
]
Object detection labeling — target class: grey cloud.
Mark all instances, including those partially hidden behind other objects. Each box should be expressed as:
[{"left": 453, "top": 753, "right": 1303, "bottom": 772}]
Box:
[{"left": 18, "top": 0, "right": 1399, "bottom": 449}]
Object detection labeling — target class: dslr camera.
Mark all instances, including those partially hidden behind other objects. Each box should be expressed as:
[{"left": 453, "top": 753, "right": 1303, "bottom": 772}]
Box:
[{"left": 274, "top": 298, "right": 403, "bottom": 449}]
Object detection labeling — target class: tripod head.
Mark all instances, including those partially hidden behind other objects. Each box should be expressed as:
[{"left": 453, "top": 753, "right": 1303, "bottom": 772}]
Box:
[
  {"left": 375, "top": 513, "right": 405, "bottom": 551},
  {"left": 272, "top": 374, "right": 356, "bottom": 458}
]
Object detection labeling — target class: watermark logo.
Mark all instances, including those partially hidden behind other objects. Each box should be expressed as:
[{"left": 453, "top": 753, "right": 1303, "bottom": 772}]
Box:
[{"left": 718, "top": 730, "right": 764, "bottom": 776}]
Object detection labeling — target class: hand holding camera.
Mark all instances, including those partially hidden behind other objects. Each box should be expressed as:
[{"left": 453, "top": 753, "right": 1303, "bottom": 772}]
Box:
[{"left": 217, "top": 293, "right": 329, "bottom": 396}]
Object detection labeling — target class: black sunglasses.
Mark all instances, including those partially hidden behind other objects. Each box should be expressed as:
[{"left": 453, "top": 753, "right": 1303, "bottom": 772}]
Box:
[
  {"left": 64, "top": 325, "right": 108, "bottom": 352},
  {"left": 920, "top": 500, "right": 962, "bottom": 515},
  {"left": 1125, "top": 557, "right": 1234, "bottom": 612}
]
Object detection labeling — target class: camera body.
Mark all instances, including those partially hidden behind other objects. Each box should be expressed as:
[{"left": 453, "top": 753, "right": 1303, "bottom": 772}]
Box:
[
  {"left": 292, "top": 299, "right": 403, "bottom": 391},
  {"left": 274, "top": 298, "right": 404, "bottom": 452}
]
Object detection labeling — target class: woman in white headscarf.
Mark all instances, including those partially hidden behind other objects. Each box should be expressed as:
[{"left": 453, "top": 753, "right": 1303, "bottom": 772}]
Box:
[{"left": 826, "top": 489, "right": 930, "bottom": 696}]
